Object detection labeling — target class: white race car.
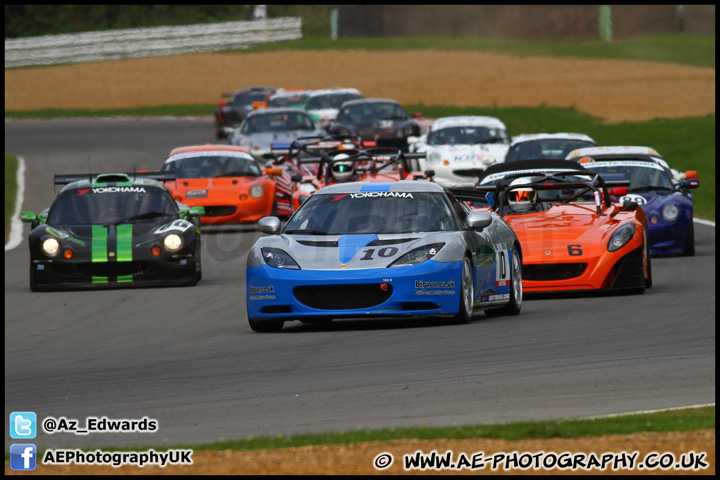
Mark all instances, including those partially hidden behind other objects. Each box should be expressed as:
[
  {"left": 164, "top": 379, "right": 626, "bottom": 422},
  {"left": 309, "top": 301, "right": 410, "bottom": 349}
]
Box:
[
  {"left": 408, "top": 116, "right": 511, "bottom": 187},
  {"left": 305, "top": 87, "right": 363, "bottom": 130}
]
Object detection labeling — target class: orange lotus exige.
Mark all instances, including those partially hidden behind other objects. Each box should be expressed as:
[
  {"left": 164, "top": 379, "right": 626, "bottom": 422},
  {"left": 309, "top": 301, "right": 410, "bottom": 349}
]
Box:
[
  {"left": 161, "top": 145, "right": 282, "bottom": 225},
  {"left": 467, "top": 160, "right": 652, "bottom": 295}
]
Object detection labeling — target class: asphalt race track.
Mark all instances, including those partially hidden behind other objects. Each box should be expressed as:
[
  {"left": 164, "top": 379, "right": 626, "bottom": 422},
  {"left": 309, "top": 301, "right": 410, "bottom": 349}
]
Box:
[{"left": 5, "top": 119, "right": 715, "bottom": 451}]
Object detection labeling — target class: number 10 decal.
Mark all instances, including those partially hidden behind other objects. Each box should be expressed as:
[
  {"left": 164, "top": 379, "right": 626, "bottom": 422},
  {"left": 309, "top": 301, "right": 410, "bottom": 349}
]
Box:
[{"left": 494, "top": 243, "right": 510, "bottom": 287}]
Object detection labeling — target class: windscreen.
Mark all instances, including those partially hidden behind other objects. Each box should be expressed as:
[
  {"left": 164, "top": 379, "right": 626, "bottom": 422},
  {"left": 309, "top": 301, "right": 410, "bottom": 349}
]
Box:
[
  {"left": 48, "top": 187, "right": 177, "bottom": 226},
  {"left": 284, "top": 192, "right": 457, "bottom": 235},
  {"left": 232, "top": 91, "right": 269, "bottom": 108},
  {"left": 427, "top": 126, "right": 510, "bottom": 146},
  {"left": 162, "top": 153, "right": 261, "bottom": 178},
  {"left": 583, "top": 162, "right": 674, "bottom": 192},
  {"left": 337, "top": 102, "right": 406, "bottom": 124},
  {"left": 242, "top": 111, "right": 314, "bottom": 134},
  {"left": 506, "top": 139, "right": 595, "bottom": 162},
  {"left": 306, "top": 92, "right": 362, "bottom": 110}
]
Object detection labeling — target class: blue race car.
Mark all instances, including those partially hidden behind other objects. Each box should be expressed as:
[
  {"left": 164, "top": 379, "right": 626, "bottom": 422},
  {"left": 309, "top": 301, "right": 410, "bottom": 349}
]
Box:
[
  {"left": 567, "top": 146, "right": 699, "bottom": 256},
  {"left": 245, "top": 180, "right": 523, "bottom": 332}
]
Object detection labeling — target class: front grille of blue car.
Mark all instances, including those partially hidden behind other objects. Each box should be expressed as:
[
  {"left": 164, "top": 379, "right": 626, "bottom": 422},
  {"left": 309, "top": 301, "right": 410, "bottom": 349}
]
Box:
[
  {"left": 523, "top": 263, "right": 587, "bottom": 281},
  {"left": 294, "top": 284, "right": 393, "bottom": 310}
]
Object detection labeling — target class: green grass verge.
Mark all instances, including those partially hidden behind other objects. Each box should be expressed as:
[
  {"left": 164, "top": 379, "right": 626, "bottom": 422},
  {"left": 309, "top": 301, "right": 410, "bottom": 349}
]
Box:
[
  {"left": 172, "top": 406, "right": 715, "bottom": 453},
  {"left": 235, "top": 33, "right": 715, "bottom": 68},
  {"left": 5, "top": 155, "right": 19, "bottom": 244}
]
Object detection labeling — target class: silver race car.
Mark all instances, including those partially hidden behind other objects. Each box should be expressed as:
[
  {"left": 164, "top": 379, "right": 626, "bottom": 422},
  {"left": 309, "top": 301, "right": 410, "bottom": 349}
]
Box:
[{"left": 246, "top": 180, "right": 522, "bottom": 332}]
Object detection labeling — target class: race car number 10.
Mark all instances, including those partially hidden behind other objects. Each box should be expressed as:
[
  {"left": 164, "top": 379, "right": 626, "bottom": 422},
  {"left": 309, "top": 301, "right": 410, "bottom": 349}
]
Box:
[{"left": 494, "top": 243, "right": 511, "bottom": 287}]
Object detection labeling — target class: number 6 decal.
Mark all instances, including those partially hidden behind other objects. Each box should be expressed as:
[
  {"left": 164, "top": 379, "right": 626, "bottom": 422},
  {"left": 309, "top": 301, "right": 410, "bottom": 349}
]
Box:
[{"left": 494, "top": 243, "right": 510, "bottom": 287}]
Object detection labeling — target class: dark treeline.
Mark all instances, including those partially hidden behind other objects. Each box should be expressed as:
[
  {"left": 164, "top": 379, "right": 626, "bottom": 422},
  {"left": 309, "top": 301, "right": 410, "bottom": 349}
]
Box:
[{"left": 4, "top": 5, "right": 329, "bottom": 39}]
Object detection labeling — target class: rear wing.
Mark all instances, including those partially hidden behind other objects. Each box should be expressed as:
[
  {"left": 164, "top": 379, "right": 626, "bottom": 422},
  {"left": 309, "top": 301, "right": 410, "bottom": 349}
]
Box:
[
  {"left": 294, "top": 147, "right": 427, "bottom": 183},
  {"left": 270, "top": 136, "right": 378, "bottom": 158},
  {"left": 54, "top": 171, "right": 176, "bottom": 185}
]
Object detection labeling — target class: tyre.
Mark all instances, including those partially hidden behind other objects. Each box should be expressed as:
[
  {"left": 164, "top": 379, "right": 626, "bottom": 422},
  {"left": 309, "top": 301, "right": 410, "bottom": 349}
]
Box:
[
  {"left": 485, "top": 246, "right": 522, "bottom": 316},
  {"left": 214, "top": 118, "right": 226, "bottom": 139},
  {"left": 683, "top": 220, "right": 695, "bottom": 256},
  {"left": 645, "top": 245, "right": 652, "bottom": 288},
  {"left": 451, "top": 256, "right": 474, "bottom": 324},
  {"left": 248, "top": 317, "right": 284, "bottom": 333}
]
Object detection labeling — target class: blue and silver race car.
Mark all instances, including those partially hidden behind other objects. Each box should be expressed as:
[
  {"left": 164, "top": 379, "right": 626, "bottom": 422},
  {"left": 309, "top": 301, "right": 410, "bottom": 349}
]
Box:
[
  {"left": 567, "top": 146, "right": 700, "bottom": 256},
  {"left": 246, "top": 180, "right": 523, "bottom": 332}
]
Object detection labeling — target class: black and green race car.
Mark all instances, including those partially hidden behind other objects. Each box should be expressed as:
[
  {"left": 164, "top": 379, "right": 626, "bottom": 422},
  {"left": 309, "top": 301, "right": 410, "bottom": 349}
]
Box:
[{"left": 21, "top": 172, "right": 204, "bottom": 291}]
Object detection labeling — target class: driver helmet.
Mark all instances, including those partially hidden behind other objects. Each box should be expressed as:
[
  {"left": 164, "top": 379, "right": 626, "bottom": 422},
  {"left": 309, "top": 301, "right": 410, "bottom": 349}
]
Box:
[
  {"left": 331, "top": 153, "right": 354, "bottom": 182},
  {"left": 508, "top": 177, "right": 537, "bottom": 212}
]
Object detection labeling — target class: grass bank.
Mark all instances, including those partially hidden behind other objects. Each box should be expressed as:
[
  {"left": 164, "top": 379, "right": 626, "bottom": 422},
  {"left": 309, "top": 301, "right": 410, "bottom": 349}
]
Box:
[{"left": 245, "top": 33, "right": 715, "bottom": 68}]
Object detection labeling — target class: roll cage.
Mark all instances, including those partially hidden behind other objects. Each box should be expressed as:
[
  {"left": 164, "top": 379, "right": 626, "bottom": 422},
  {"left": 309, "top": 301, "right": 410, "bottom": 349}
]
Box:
[{"left": 462, "top": 170, "right": 632, "bottom": 218}]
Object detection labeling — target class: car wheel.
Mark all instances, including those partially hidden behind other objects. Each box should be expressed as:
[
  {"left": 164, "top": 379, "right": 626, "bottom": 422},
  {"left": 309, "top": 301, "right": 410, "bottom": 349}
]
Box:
[
  {"left": 29, "top": 266, "right": 38, "bottom": 292},
  {"left": 248, "top": 318, "right": 284, "bottom": 333},
  {"left": 645, "top": 242, "right": 653, "bottom": 288},
  {"left": 486, "top": 246, "right": 522, "bottom": 316},
  {"left": 214, "top": 118, "right": 226, "bottom": 139},
  {"left": 451, "top": 256, "right": 474, "bottom": 324},
  {"left": 683, "top": 220, "right": 695, "bottom": 256}
]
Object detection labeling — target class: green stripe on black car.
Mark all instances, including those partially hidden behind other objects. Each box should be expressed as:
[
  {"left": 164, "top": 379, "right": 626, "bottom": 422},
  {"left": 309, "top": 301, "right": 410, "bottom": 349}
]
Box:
[
  {"left": 116, "top": 224, "right": 133, "bottom": 262},
  {"left": 92, "top": 225, "right": 108, "bottom": 262}
]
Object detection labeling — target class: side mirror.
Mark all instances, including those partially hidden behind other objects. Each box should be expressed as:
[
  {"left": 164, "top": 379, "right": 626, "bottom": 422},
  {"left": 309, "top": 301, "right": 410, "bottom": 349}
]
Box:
[
  {"left": 188, "top": 206, "right": 205, "bottom": 218},
  {"left": 258, "top": 216, "right": 281, "bottom": 234},
  {"left": 265, "top": 167, "right": 283, "bottom": 176},
  {"left": 622, "top": 199, "right": 639, "bottom": 211},
  {"left": 290, "top": 174, "right": 302, "bottom": 183},
  {"left": 252, "top": 101, "right": 262, "bottom": 110},
  {"left": 424, "top": 169, "right": 435, "bottom": 178},
  {"left": 413, "top": 112, "right": 423, "bottom": 118},
  {"left": 466, "top": 211, "right": 492, "bottom": 231},
  {"left": 685, "top": 170, "right": 699, "bottom": 189},
  {"left": 610, "top": 186, "right": 628, "bottom": 197},
  {"left": 20, "top": 211, "right": 37, "bottom": 223}
]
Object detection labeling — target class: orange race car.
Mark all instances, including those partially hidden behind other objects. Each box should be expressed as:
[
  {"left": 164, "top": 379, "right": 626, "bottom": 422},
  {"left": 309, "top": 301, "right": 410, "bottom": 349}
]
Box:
[
  {"left": 464, "top": 159, "right": 652, "bottom": 295},
  {"left": 160, "top": 145, "right": 282, "bottom": 225},
  {"left": 287, "top": 146, "right": 433, "bottom": 212}
]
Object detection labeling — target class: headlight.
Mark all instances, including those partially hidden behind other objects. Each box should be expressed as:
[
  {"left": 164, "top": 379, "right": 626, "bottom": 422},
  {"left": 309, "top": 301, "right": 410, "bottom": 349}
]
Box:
[
  {"left": 42, "top": 237, "right": 60, "bottom": 257},
  {"left": 661, "top": 203, "right": 680, "bottom": 222},
  {"left": 261, "top": 247, "right": 300, "bottom": 269},
  {"left": 249, "top": 184, "right": 265, "bottom": 199},
  {"left": 163, "top": 234, "right": 183, "bottom": 252},
  {"left": 607, "top": 223, "right": 636, "bottom": 252},
  {"left": 428, "top": 152, "right": 442, "bottom": 165},
  {"left": 389, "top": 243, "right": 445, "bottom": 267}
]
